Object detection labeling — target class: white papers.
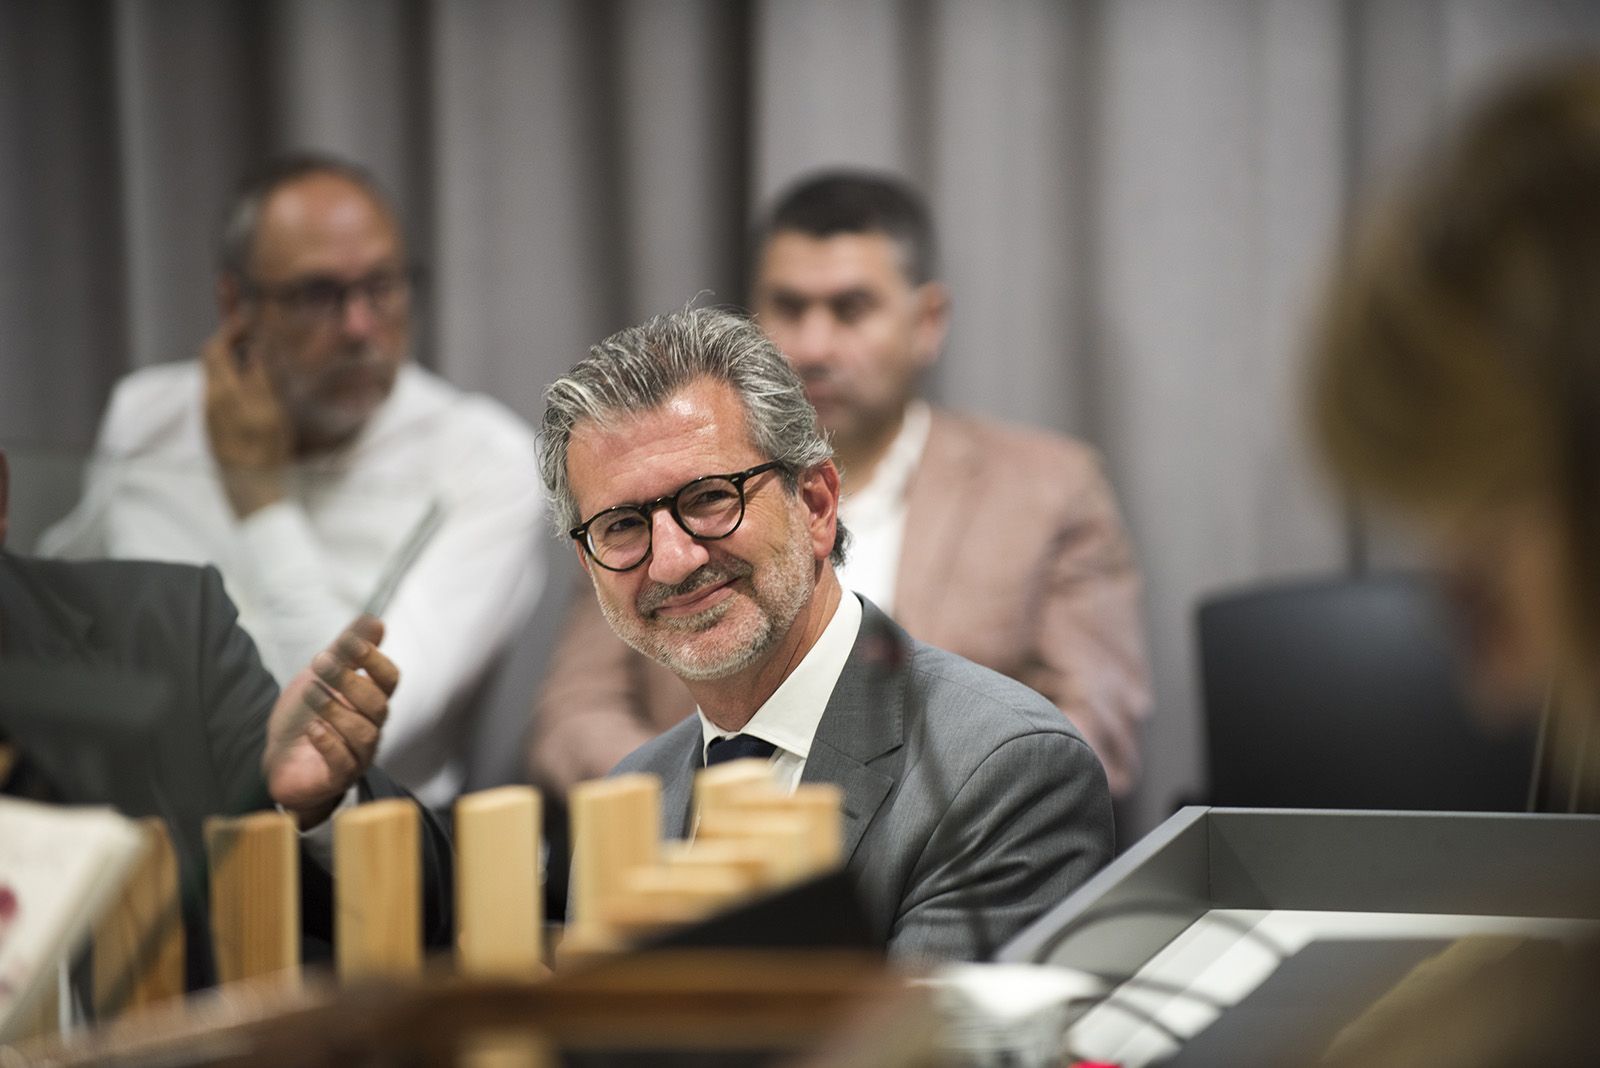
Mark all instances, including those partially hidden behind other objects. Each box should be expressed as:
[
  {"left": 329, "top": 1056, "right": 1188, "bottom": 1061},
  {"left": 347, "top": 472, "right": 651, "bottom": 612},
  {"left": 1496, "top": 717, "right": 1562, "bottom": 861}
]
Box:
[{"left": 0, "top": 798, "right": 145, "bottom": 1040}]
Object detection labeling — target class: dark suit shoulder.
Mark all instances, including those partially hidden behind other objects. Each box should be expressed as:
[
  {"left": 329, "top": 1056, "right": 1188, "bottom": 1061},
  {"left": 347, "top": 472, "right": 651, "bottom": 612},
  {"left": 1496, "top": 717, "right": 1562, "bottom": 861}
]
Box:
[
  {"left": 5, "top": 555, "right": 237, "bottom": 657},
  {"left": 14, "top": 554, "right": 213, "bottom": 604},
  {"left": 611, "top": 713, "right": 700, "bottom": 778}
]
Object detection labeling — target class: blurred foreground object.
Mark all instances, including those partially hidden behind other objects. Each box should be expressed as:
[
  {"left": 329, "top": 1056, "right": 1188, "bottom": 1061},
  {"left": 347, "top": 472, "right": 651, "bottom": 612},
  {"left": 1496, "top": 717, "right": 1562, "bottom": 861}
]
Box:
[
  {"left": 999, "top": 806, "right": 1600, "bottom": 1066},
  {"left": 0, "top": 799, "right": 144, "bottom": 1041},
  {"left": 12, "top": 780, "right": 938, "bottom": 1068},
  {"left": 1310, "top": 56, "right": 1600, "bottom": 1066},
  {"left": 562, "top": 759, "right": 849, "bottom": 959}
]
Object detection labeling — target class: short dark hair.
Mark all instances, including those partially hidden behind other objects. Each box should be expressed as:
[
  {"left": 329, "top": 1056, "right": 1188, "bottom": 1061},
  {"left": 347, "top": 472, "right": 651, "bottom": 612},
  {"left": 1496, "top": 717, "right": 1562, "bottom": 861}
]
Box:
[
  {"left": 759, "top": 170, "right": 937, "bottom": 285},
  {"left": 217, "top": 152, "right": 397, "bottom": 278}
]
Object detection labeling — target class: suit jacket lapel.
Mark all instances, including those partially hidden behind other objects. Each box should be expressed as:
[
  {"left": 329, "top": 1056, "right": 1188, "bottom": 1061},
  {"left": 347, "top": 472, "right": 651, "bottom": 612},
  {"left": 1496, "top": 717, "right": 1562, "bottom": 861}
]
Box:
[
  {"left": 663, "top": 725, "right": 703, "bottom": 838},
  {"left": 894, "top": 411, "right": 983, "bottom": 637},
  {"left": 801, "top": 600, "right": 908, "bottom": 865}
]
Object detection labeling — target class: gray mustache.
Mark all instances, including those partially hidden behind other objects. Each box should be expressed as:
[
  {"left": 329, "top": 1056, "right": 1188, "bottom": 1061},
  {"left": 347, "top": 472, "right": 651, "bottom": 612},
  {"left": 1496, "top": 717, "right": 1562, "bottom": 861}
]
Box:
[{"left": 637, "top": 561, "right": 752, "bottom": 614}]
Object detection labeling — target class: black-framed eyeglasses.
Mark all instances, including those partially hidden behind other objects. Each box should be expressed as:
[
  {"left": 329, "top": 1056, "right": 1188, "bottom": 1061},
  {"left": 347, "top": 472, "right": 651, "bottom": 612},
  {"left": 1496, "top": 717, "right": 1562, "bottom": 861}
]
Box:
[
  {"left": 570, "top": 461, "right": 786, "bottom": 572},
  {"left": 243, "top": 265, "right": 420, "bottom": 326}
]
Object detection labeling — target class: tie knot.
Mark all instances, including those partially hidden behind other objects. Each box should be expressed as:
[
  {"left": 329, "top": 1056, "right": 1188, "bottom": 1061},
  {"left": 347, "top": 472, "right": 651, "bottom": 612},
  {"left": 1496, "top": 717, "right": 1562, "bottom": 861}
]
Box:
[{"left": 705, "top": 733, "right": 778, "bottom": 766}]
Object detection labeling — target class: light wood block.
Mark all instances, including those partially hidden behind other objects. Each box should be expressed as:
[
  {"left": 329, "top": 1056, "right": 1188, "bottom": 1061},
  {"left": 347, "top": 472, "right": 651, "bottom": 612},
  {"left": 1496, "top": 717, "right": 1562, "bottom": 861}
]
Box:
[
  {"left": 661, "top": 839, "right": 789, "bottom": 889},
  {"left": 692, "top": 759, "right": 780, "bottom": 829},
  {"left": 460, "top": 1030, "right": 558, "bottom": 1068},
  {"left": 695, "top": 812, "right": 815, "bottom": 882},
  {"left": 568, "top": 774, "right": 660, "bottom": 930},
  {"left": 737, "top": 784, "right": 845, "bottom": 874},
  {"left": 603, "top": 864, "right": 755, "bottom": 941},
  {"left": 206, "top": 811, "right": 300, "bottom": 986},
  {"left": 621, "top": 863, "right": 759, "bottom": 903},
  {"left": 334, "top": 799, "right": 420, "bottom": 981},
  {"left": 93, "top": 817, "right": 184, "bottom": 1016},
  {"left": 455, "top": 786, "right": 543, "bottom": 977}
]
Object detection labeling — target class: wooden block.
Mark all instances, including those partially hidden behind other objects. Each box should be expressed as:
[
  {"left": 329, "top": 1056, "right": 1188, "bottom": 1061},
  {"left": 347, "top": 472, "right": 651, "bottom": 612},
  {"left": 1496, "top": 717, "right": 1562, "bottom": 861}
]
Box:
[
  {"left": 93, "top": 817, "right": 184, "bottom": 1016},
  {"left": 335, "top": 799, "right": 420, "bottom": 981},
  {"left": 551, "top": 923, "right": 623, "bottom": 968},
  {"left": 455, "top": 786, "right": 543, "bottom": 977},
  {"left": 602, "top": 902, "right": 716, "bottom": 944},
  {"left": 692, "top": 759, "right": 780, "bottom": 829},
  {"left": 695, "top": 812, "right": 815, "bottom": 883},
  {"left": 622, "top": 863, "right": 759, "bottom": 903},
  {"left": 660, "top": 839, "right": 789, "bottom": 889},
  {"left": 737, "top": 784, "right": 845, "bottom": 873},
  {"left": 568, "top": 774, "right": 660, "bottom": 930},
  {"left": 206, "top": 811, "right": 300, "bottom": 986},
  {"left": 460, "top": 1030, "right": 558, "bottom": 1068},
  {"left": 601, "top": 863, "right": 755, "bottom": 943}
]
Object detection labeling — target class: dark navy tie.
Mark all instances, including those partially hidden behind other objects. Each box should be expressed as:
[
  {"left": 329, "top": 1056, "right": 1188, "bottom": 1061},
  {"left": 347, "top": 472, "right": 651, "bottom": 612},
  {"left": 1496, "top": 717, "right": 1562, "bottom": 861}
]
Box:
[{"left": 705, "top": 733, "right": 778, "bottom": 766}]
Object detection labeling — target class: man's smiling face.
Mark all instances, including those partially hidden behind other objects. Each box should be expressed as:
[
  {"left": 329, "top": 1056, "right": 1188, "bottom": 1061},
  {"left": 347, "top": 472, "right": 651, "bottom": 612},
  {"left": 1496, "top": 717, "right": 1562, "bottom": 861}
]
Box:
[{"left": 564, "top": 377, "right": 822, "bottom": 681}]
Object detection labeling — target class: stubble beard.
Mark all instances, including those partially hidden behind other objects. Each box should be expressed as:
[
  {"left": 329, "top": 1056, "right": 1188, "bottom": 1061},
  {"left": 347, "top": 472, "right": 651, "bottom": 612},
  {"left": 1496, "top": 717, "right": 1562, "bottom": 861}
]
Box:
[
  {"left": 266, "top": 335, "right": 405, "bottom": 452},
  {"left": 595, "top": 518, "right": 816, "bottom": 682}
]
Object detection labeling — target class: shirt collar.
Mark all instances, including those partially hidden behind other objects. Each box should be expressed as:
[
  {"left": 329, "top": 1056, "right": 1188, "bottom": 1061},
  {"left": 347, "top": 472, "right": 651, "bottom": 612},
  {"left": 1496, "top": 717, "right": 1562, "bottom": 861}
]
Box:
[{"left": 698, "top": 591, "right": 863, "bottom": 762}]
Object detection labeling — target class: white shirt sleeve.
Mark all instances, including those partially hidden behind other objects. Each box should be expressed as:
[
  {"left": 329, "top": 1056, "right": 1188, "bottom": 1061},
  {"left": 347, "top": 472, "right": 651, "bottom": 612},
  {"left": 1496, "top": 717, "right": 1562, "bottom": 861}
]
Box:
[
  {"left": 227, "top": 400, "right": 547, "bottom": 806},
  {"left": 40, "top": 364, "right": 547, "bottom": 808}
]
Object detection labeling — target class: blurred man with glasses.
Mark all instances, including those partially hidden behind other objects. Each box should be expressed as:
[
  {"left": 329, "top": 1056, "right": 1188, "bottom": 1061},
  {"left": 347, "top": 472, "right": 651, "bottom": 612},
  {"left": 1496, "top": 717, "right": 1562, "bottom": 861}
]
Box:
[
  {"left": 542, "top": 306, "right": 1112, "bottom": 959},
  {"left": 42, "top": 154, "right": 544, "bottom": 809}
]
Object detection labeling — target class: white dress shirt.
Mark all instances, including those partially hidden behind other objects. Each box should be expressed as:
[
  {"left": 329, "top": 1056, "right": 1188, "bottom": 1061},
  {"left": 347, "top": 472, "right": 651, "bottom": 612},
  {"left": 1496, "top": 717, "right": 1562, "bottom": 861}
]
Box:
[
  {"left": 697, "top": 591, "right": 863, "bottom": 793},
  {"left": 834, "top": 399, "right": 931, "bottom": 614},
  {"left": 40, "top": 362, "right": 546, "bottom": 807}
]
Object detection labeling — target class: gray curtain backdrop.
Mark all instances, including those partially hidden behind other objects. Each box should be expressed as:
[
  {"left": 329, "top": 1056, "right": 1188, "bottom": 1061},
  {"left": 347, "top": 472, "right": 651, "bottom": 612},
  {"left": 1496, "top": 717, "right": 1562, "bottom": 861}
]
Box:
[{"left": 5, "top": 0, "right": 1600, "bottom": 836}]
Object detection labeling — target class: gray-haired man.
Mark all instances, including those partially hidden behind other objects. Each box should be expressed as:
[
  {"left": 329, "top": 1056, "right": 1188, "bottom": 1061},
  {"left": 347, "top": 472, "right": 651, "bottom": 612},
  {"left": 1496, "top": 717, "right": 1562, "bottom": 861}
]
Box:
[{"left": 540, "top": 306, "right": 1112, "bottom": 961}]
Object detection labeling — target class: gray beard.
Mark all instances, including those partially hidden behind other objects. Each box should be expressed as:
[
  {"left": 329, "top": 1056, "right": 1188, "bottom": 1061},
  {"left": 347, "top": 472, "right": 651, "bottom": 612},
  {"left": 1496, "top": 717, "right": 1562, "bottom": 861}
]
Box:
[{"left": 595, "top": 526, "right": 814, "bottom": 681}]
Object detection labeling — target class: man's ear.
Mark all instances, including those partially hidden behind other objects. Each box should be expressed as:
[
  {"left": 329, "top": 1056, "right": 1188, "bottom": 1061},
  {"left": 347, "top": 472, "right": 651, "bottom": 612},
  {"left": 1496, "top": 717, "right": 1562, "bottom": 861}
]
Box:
[
  {"left": 798, "top": 461, "right": 841, "bottom": 561},
  {"left": 912, "top": 281, "right": 951, "bottom": 370},
  {"left": 573, "top": 538, "right": 593, "bottom": 576}
]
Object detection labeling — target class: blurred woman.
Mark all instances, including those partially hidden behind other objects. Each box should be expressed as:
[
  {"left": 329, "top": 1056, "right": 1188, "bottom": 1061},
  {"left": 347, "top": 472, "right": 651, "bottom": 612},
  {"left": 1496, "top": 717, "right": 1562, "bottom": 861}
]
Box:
[
  {"left": 1315, "top": 58, "right": 1600, "bottom": 809},
  {"left": 1312, "top": 58, "right": 1600, "bottom": 1066}
]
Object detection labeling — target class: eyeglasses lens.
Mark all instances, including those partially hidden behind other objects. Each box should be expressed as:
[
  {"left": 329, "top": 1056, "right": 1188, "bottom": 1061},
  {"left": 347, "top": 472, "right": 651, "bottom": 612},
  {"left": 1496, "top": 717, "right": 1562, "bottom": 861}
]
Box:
[{"left": 589, "top": 475, "right": 745, "bottom": 570}]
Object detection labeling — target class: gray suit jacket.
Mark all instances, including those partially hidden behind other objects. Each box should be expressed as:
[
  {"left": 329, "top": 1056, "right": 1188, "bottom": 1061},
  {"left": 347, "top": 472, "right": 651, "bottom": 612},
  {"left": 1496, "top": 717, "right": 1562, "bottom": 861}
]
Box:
[{"left": 612, "top": 598, "right": 1114, "bottom": 961}]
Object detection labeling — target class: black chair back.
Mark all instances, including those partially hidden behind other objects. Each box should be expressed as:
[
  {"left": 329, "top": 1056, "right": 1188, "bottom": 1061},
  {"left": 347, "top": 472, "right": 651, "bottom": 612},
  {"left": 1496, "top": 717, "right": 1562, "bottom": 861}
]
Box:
[{"left": 1198, "top": 573, "right": 1538, "bottom": 811}]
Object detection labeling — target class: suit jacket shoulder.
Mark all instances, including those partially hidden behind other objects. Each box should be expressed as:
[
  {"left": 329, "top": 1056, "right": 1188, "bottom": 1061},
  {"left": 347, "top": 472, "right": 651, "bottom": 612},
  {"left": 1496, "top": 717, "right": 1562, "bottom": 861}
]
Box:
[
  {"left": 848, "top": 607, "right": 1111, "bottom": 961},
  {"left": 604, "top": 599, "right": 1113, "bottom": 961}
]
